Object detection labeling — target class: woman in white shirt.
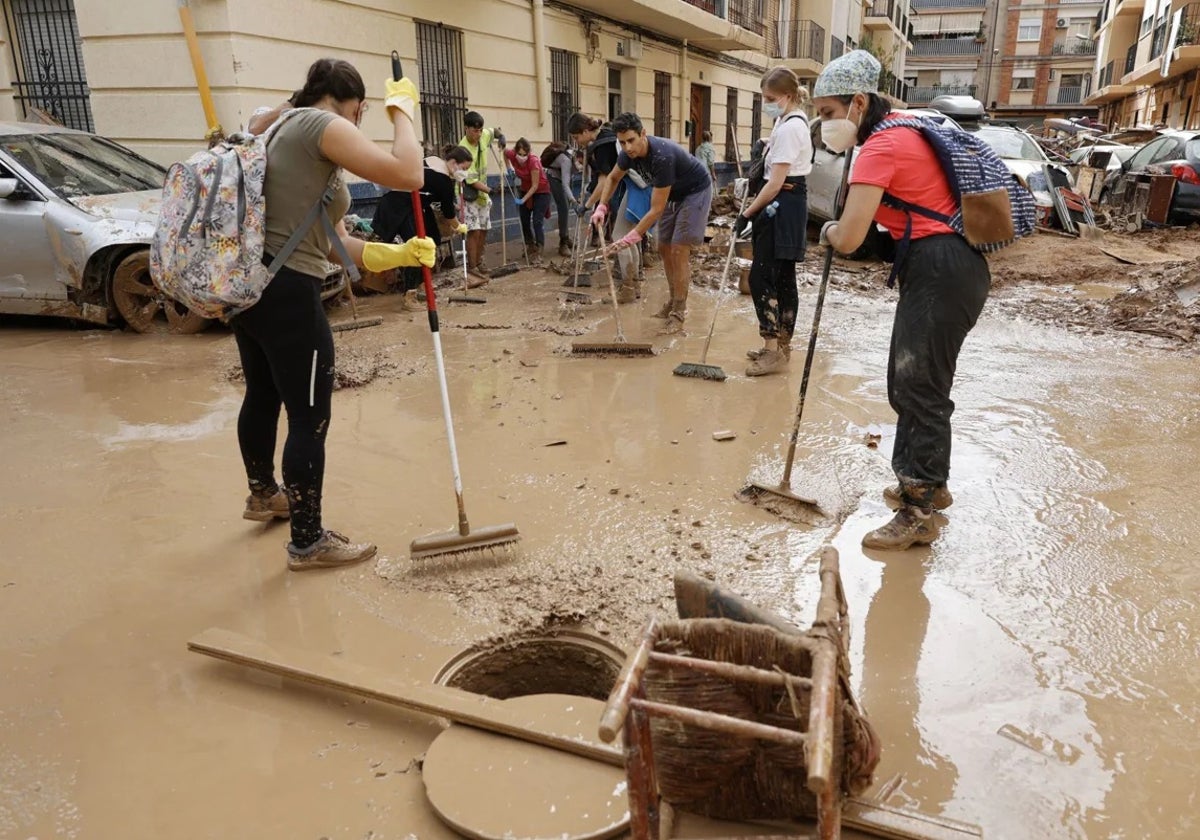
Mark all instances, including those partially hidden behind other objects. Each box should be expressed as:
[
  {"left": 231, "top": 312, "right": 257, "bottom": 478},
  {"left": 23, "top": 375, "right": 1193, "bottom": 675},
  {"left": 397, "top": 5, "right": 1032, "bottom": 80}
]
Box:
[{"left": 736, "top": 67, "right": 813, "bottom": 376}]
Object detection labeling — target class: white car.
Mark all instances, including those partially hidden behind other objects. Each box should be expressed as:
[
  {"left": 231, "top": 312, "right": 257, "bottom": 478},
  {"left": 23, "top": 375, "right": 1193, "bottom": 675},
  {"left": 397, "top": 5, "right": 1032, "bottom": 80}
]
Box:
[{"left": 965, "top": 124, "right": 1074, "bottom": 215}]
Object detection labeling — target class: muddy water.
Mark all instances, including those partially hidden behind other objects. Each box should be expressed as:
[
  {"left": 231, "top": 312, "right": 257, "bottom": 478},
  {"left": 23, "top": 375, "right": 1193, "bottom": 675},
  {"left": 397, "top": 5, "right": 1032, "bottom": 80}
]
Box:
[{"left": 0, "top": 261, "right": 1197, "bottom": 839}]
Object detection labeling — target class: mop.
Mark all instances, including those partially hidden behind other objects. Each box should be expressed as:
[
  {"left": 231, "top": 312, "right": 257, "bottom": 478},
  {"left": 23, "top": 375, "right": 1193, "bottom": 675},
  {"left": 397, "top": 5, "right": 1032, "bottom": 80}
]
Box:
[{"left": 391, "top": 53, "right": 520, "bottom": 560}]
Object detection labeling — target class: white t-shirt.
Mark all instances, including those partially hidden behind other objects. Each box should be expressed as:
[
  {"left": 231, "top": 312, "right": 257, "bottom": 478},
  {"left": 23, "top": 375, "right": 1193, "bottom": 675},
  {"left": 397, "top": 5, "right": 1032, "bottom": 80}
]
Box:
[{"left": 765, "top": 109, "right": 813, "bottom": 178}]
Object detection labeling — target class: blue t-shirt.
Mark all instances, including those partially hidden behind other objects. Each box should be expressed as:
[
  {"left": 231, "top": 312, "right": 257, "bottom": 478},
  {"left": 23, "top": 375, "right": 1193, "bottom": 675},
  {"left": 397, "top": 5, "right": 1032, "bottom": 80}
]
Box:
[{"left": 617, "top": 136, "right": 710, "bottom": 203}]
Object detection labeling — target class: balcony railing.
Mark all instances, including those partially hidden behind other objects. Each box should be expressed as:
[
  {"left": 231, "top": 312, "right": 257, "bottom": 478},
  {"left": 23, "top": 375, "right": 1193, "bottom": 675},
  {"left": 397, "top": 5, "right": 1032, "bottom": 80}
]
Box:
[
  {"left": 911, "top": 0, "right": 985, "bottom": 8},
  {"left": 1051, "top": 39, "right": 1098, "bottom": 55},
  {"left": 1178, "top": 2, "right": 1200, "bottom": 46},
  {"left": 906, "top": 83, "right": 978, "bottom": 103},
  {"left": 1124, "top": 42, "right": 1137, "bottom": 73},
  {"left": 726, "top": 0, "right": 766, "bottom": 36},
  {"left": 1055, "top": 86, "right": 1083, "bottom": 104},
  {"left": 831, "top": 35, "right": 845, "bottom": 60},
  {"left": 685, "top": 0, "right": 718, "bottom": 10},
  {"left": 910, "top": 37, "right": 983, "bottom": 54},
  {"left": 771, "top": 19, "right": 826, "bottom": 62}
]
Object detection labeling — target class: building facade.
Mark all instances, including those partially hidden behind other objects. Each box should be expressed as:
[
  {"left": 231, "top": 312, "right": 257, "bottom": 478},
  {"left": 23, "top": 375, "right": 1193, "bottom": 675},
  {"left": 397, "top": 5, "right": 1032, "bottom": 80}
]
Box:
[
  {"left": 991, "top": 0, "right": 1103, "bottom": 122},
  {"left": 1086, "top": 0, "right": 1200, "bottom": 129},
  {"left": 0, "top": 0, "right": 791, "bottom": 168},
  {"left": 905, "top": 0, "right": 987, "bottom": 106}
]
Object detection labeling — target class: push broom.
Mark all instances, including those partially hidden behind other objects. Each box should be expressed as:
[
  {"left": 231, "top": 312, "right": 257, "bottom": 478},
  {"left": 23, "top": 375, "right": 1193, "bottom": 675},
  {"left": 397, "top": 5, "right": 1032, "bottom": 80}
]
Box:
[
  {"left": 570, "top": 223, "right": 655, "bottom": 357},
  {"left": 671, "top": 189, "right": 749, "bottom": 381},
  {"left": 486, "top": 143, "right": 523, "bottom": 278},
  {"left": 737, "top": 143, "right": 856, "bottom": 515},
  {"left": 392, "top": 53, "right": 520, "bottom": 560}
]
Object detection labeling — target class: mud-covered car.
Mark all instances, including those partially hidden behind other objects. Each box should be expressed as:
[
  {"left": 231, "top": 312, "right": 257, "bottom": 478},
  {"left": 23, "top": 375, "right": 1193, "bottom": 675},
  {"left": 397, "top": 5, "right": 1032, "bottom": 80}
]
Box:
[
  {"left": 0, "top": 121, "right": 343, "bottom": 333},
  {"left": 1108, "top": 129, "right": 1200, "bottom": 224},
  {"left": 966, "top": 125, "right": 1074, "bottom": 220}
]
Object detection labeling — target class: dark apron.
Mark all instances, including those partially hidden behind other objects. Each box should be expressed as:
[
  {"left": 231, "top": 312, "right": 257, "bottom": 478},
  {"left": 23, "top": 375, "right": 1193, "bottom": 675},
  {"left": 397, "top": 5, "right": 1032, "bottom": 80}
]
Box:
[{"left": 769, "top": 177, "right": 808, "bottom": 262}]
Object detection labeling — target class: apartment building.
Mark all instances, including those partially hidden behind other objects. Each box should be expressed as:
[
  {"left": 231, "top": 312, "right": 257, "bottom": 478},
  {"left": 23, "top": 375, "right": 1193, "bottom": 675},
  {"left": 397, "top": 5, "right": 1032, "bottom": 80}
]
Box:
[
  {"left": 905, "top": 0, "right": 988, "bottom": 106},
  {"left": 991, "top": 0, "right": 1103, "bottom": 121},
  {"left": 1086, "top": 0, "right": 1200, "bottom": 128},
  {"left": 0, "top": 0, "right": 790, "bottom": 169}
]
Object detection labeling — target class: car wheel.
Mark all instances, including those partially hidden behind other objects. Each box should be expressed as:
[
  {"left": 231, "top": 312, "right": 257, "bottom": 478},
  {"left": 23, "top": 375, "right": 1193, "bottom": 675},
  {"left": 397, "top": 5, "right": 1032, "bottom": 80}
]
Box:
[{"left": 110, "top": 250, "right": 210, "bottom": 335}]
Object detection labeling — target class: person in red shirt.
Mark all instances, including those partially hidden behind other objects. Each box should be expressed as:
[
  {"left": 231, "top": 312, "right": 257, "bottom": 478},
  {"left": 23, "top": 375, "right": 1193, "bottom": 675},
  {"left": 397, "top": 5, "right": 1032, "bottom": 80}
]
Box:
[
  {"left": 812, "top": 50, "right": 990, "bottom": 551},
  {"left": 504, "top": 138, "right": 553, "bottom": 265}
]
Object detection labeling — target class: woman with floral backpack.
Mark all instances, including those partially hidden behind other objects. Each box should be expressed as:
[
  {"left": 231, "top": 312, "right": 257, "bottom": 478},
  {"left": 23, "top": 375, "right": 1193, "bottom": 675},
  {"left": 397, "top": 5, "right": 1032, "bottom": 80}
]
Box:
[
  {"left": 812, "top": 50, "right": 991, "bottom": 551},
  {"left": 234, "top": 58, "right": 433, "bottom": 571}
]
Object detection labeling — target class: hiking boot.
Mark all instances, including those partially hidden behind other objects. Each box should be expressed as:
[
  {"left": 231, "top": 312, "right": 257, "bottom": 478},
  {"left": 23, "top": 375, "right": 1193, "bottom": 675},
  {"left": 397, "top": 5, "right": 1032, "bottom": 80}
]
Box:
[
  {"left": 243, "top": 489, "right": 289, "bottom": 522},
  {"left": 652, "top": 299, "right": 674, "bottom": 319},
  {"left": 861, "top": 506, "right": 939, "bottom": 551},
  {"left": 616, "top": 282, "right": 641, "bottom": 304},
  {"left": 287, "top": 530, "right": 377, "bottom": 571},
  {"left": 746, "top": 348, "right": 788, "bottom": 376},
  {"left": 559, "top": 240, "right": 573, "bottom": 258},
  {"left": 884, "top": 484, "right": 954, "bottom": 510},
  {"left": 400, "top": 289, "right": 423, "bottom": 312},
  {"left": 529, "top": 244, "right": 544, "bottom": 266}
]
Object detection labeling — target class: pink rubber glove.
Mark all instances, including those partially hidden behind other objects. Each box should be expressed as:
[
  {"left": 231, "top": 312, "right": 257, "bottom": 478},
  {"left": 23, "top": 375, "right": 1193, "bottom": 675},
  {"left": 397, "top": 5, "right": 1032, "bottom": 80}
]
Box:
[
  {"left": 609, "top": 229, "right": 642, "bottom": 252},
  {"left": 590, "top": 203, "right": 608, "bottom": 227}
]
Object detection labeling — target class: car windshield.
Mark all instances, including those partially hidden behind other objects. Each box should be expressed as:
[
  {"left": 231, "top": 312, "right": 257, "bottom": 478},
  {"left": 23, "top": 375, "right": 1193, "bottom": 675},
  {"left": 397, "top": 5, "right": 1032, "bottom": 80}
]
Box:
[
  {"left": 975, "top": 128, "right": 1044, "bottom": 161},
  {"left": 0, "top": 133, "right": 165, "bottom": 197}
]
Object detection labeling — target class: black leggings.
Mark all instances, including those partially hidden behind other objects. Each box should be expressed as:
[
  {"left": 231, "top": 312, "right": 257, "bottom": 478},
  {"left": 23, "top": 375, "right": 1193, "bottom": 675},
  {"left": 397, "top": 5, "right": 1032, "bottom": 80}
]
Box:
[
  {"left": 518, "top": 193, "right": 552, "bottom": 247},
  {"left": 231, "top": 266, "right": 335, "bottom": 549},
  {"left": 748, "top": 213, "right": 798, "bottom": 341},
  {"left": 889, "top": 234, "right": 990, "bottom": 507}
]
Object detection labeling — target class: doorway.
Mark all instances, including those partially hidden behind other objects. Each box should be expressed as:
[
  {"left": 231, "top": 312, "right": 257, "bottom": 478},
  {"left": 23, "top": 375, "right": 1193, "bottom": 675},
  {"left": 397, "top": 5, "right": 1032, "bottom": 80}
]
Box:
[{"left": 689, "top": 83, "right": 711, "bottom": 153}]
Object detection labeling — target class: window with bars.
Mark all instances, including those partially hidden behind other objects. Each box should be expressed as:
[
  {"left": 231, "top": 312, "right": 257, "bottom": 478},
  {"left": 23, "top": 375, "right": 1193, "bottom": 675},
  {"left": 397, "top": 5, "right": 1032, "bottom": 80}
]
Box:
[
  {"left": 3, "top": 0, "right": 93, "bottom": 132},
  {"left": 416, "top": 21, "right": 467, "bottom": 153},
  {"left": 751, "top": 92, "right": 762, "bottom": 149},
  {"left": 654, "top": 71, "right": 672, "bottom": 136},
  {"left": 724, "top": 86, "right": 738, "bottom": 162},
  {"left": 550, "top": 48, "right": 579, "bottom": 143}
]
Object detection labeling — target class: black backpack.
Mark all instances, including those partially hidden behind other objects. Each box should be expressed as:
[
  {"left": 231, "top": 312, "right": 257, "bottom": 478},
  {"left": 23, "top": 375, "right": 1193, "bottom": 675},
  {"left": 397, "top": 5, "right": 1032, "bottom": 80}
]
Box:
[{"left": 540, "top": 142, "right": 567, "bottom": 170}]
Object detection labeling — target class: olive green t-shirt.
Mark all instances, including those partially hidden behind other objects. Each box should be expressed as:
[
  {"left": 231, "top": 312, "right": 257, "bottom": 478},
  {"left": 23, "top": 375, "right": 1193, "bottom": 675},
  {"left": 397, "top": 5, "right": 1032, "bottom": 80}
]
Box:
[{"left": 263, "top": 108, "right": 351, "bottom": 279}]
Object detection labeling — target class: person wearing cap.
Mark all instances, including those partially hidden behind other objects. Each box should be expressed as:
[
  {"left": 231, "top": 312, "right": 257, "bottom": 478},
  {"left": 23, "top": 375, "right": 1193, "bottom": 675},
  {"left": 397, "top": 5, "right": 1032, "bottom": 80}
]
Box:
[{"left": 811, "top": 50, "right": 990, "bottom": 551}]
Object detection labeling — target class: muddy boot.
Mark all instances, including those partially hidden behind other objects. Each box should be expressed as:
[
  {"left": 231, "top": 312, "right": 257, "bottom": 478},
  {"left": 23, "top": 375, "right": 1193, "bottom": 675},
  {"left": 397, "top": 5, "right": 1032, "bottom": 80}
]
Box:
[
  {"left": 529, "top": 243, "right": 544, "bottom": 266},
  {"left": 616, "top": 281, "right": 641, "bottom": 304},
  {"left": 884, "top": 484, "right": 954, "bottom": 510},
  {"left": 861, "top": 506, "right": 939, "bottom": 551},
  {"left": 287, "top": 529, "right": 377, "bottom": 571},
  {"left": 559, "top": 237, "right": 573, "bottom": 258},
  {"left": 652, "top": 299, "right": 674, "bottom": 318},
  {"left": 660, "top": 302, "right": 687, "bottom": 334},
  {"left": 745, "top": 348, "right": 788, "bottom": 376},
  {"left": 243, "top": 488, "right": 289, "bottom": 522},
  {"left": 399, "top": 289, "right": 423, "bottom": 312}
]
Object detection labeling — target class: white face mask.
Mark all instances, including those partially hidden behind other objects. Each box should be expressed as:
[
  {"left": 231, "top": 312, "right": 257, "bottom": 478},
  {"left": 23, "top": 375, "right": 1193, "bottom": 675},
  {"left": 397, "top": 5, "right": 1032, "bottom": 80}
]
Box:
[
  {"left": 516, "top": 154, "right": 529, "bottom": 164},
  {"left": 821, "top": 103, "right": 861, "bottom": 154},
  {"left": 764, "top": 100, "right": 785, "bottom": 121},
  {"left": 452, "top": 169, "right": 468, "bottom": 182}
]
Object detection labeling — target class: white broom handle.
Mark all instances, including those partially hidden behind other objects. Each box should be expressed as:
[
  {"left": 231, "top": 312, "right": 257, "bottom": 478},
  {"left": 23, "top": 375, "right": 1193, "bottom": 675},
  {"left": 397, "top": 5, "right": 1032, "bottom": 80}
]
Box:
[{"left": 429, "top": 330, "right": 463, "bottom": 496}]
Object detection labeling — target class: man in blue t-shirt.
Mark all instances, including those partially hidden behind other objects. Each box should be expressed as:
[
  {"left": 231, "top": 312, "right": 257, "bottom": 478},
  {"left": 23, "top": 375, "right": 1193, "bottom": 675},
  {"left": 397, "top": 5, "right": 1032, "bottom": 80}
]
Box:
[{"left": 591, "top": 112, "right": 713, "bottom": 332}]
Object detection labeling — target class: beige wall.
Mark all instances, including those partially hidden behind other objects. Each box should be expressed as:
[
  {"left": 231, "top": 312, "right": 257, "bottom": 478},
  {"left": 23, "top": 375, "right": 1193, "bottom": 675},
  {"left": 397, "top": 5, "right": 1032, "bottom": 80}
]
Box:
[
  {"left": 0, "top": 0, "right": 770, "bottom": 167},
  {"left": 0, "top": 9, "right": 16, "bottom": 122}
]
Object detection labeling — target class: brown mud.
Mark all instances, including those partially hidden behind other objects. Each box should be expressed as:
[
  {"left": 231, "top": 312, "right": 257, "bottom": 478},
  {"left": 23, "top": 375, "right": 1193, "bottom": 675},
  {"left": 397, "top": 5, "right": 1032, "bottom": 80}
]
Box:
[{"left": 2, "top": 232, "right": 1199, "bottom": 839}]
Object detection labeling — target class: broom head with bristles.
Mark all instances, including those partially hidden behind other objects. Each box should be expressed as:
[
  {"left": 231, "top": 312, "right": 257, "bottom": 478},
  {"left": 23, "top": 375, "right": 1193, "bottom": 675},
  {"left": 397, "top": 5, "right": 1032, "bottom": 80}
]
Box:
[
  {"left": 737, "top": 480, "right": 819, "bottom": 509},
  {"left": 490, "top": 263, "right": 521, "bottom": 278},
  {"left": 571, "top": 340, "right": 655, "bottom": 356},
  {"left": 410, "top": 522, "right": 521, "bottom": 560},
  {"left": 673, "top": 361, "right": 726, "bottom": 381},
  {"left": 330, "top": 316, "right": 384, "bottom": 333}
]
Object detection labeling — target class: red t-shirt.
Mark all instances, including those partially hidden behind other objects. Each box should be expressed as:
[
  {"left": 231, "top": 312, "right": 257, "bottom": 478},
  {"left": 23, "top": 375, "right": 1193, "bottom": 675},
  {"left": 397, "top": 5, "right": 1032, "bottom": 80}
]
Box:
[
  {"left": 850, "top": 127, "right": 957, "bottom": 240},
  {"left": 504, "top": 148, "right": 552, "bottom": 195}
]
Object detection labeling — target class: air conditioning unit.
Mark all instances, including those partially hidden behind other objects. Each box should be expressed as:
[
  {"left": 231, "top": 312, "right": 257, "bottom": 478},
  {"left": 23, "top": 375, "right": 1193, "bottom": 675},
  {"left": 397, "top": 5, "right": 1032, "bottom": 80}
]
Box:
[
  {"left": 1056, "top": 18, "right": 1068, "bottom": 28},
  {"left": 615, "top": 38, "right": 643, "bottom": 60}
]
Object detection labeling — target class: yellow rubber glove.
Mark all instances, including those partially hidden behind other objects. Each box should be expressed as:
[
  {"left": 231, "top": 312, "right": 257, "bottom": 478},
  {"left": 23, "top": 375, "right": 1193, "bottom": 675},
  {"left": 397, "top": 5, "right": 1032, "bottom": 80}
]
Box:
[
  {"left": 456, "top": 223, "right": 468, "bottom": 235},
  {"left": 384, "top": 77, "right": 419, "bottom": 121},
  {"left": 362, "top": 237, "right": 435, "bottom": 271}
]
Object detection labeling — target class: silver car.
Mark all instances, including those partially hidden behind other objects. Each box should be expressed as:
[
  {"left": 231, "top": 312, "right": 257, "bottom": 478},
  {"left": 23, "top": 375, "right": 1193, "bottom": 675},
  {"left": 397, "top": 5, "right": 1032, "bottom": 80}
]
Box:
[{"left": 0, "top": 121, "right": 343, "bottom": 334}]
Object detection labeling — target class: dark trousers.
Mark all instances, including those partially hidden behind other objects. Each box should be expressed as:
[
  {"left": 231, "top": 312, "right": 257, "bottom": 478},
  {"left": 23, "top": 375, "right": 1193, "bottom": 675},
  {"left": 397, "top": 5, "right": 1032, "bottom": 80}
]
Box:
[
  {"left": 548, "top": 176, "right": 572, "bottom": 242},
  {"left": 748, "top": 214, "right": 799, "bottom": 341},
  {"left": 232, "top": 267, "right": 335, "bottom": 549},
  {"left": 888, "top": 234, "right": 990, "bottom": 507},
  {"left": 518, "top": 192, "right": 552, "bottom": 247}
]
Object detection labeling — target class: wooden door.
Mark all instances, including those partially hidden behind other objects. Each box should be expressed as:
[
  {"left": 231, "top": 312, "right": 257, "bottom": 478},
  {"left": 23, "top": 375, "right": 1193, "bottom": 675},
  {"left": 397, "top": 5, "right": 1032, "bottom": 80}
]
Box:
[{"left": 689, "top": 84, "right": 710, "bottom": 153}]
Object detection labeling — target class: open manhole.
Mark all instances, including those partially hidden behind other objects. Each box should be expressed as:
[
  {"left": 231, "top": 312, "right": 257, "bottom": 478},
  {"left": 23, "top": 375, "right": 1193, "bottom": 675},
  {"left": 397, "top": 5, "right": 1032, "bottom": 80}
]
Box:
[{"left": 434, "top": 629, "right": 625, "bottom": 700}]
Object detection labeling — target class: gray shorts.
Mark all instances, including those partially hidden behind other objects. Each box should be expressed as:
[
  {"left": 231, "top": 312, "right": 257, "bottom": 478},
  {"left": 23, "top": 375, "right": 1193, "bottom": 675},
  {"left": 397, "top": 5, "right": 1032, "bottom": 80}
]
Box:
[{"left": 658, "top": 181, "right": 712, "bottom": 246}]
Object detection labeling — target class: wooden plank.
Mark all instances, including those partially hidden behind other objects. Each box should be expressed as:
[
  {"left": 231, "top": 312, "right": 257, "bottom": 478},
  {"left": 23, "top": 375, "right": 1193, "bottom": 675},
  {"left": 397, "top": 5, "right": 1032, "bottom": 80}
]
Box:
[{"left": 187, "top": 627, "right": 623, "bottom": 767}]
